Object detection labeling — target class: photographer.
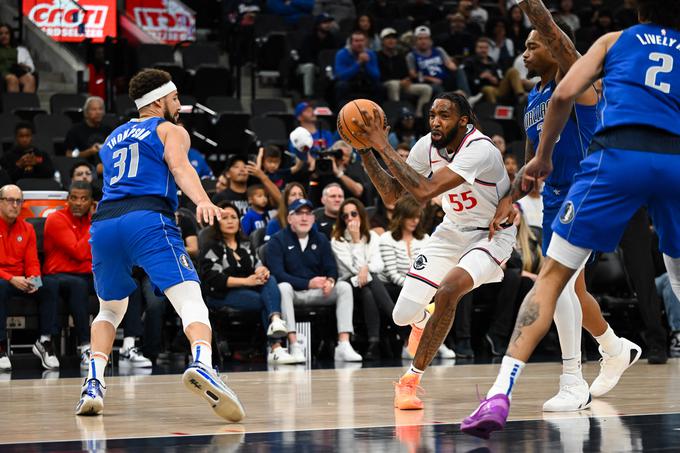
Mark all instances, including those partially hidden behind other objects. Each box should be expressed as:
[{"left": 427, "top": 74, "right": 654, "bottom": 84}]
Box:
[
  {"left": 307, "top": 140, "right": 370, "bottom": 207},
  {"left": 2, "top": 122, "right": 54, "bottom": 183}
]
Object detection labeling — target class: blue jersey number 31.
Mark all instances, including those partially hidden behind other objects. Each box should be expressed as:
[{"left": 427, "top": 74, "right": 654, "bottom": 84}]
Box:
[{"left": 110, "top": 143, "right": 140, "bottom": 185}]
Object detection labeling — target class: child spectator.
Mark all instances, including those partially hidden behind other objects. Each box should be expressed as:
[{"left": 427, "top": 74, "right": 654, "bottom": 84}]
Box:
[
  {"left": 241, "top": 184, "right": 270, "bottom": 236},
  {"left": 1, "top": 122, "right": 55, "bottom": 183},
  {"left": 260, "top": 145, "right": 304, "bottom": 190}
]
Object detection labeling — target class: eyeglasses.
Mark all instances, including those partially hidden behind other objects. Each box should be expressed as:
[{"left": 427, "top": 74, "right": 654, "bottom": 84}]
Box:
[
  {"left": 292, "top": 210, "right": 314, "bottom": 217},
  {"left": 0, "top": 197, "right": 23, "bottom": 205},
  {"left": 342, "top": 211, "right": 359, "bottom": 220}
]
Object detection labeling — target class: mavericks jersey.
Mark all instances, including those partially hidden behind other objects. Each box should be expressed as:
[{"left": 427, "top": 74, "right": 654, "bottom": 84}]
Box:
[
  {"left": 598, "top": 23, "right": 680, "bottom": 136},
  {"left": 406, "top": 126, "right": 510, "bottom": 227},
  {"left": 524, "top": 80, "right": 597, "bottom": 188},
  {"left": 99, "top": 117, "right": 178, "bottom": 212}
]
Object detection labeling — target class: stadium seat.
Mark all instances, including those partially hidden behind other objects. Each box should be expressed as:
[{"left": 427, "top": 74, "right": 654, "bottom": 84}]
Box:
[
  {"left": 49, "top": 93, "right": 87, "bottom": 116},
  {"left": 154, "top": 63, "right": 188, "bottom": 93},
  {"left": 250, "top": 116, "right": 288, "bottom": 147},
  {"left": 1, "top": 93, "right": 45, "bottom": 121},
  {"left": 382, "top": 100, "right": 416, "bottom": 126},
  {"left": 249, "top": 227, "right": 266, "bottom": 251},
  {"left": 181, "top": 44, "right": 220, "bottom": 69},
  {"left": 478, "top": 119, "right": 504, "bottom": 138},
  {"left": 25, "top": 217, "right": 46, "bottom": 254},
  {"left": 205, "top": 96, "right": 244, "bottom": 113},
  {"left": 16, "top": 178, "right": 62, "bottom": 191},
  {"left": 212, "top": 112, "right": 252, "bottom": 154},
  {"left": 254, "top": 14, "right": 289, "bottom": 37},
  {"left": 0, "top": 112, "right": 19, "bottom": 143},
  {"left": 114, "top": 95, "right": 137, "bottom": 118},
  {"left": 33, "top": 113, "right": 72, "bottom": 150},
  {"left": 52, "top": 156, "right": 84, "bottom": 189},
  {"left": 193, "top": 66, "right": 233, "bottom": 102},
  {"left": 251, "top": 98, "right": 288, "bottom": 117},
  {"left": 137, "top": 44, "right": 176, "bottom": 69}
]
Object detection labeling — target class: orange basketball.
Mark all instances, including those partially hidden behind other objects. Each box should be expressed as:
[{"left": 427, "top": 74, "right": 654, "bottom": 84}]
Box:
[{"left": 336, "top": 99, "right": 386, "bottom": 150}]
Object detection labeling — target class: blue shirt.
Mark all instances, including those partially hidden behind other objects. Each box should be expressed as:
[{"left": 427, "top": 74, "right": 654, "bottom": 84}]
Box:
[
  {"left": 188, "top": 148, "right": 213, "bottom": 179},
  {"left": 99, "top": 117, "right": 178, "bottom": 211},
  {"left": 334, "top": 47, "right": 380, "bottom": 83},
  {"left": 411, "top": 47, "right": 448, "bottom": 79},
  {"left": 598, "top": 23, "right": 680, "bottom": 136},
  {"left": 241, "top": 208, "right": 269, "bottom": 236},
  {"left": 524, "top": 80, "right": 597, "bottom": 188}
]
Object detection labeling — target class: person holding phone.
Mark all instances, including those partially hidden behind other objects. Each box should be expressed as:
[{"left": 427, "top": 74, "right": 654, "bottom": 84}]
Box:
[
  {"left": 0, "top": 185, "right": 59, "bottom": 371},
  {"left": 1, "top": 122, "right": 55, "bottom": 183},
  {"left": 331, "top": 198, "right": 393, "bottom": 360}
]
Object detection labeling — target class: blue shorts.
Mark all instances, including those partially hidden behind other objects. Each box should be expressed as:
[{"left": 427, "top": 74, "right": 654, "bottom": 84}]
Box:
[
  {"left": 541, "top": 185, "right": 568, "bottom": 256},
  {"left": 551, "top": 149, "right": 680, "bottom": 257},
  {"left": 90, "top": 210, "right": 199, "bottom": 300}
]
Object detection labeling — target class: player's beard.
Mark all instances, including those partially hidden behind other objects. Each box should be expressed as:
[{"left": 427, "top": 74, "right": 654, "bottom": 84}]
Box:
[
  {"left": 163, "top": 103, "right": 178, "bottom": 124},
  {"left": 431, "top": 126, "right": 458, "bottom": 149}
]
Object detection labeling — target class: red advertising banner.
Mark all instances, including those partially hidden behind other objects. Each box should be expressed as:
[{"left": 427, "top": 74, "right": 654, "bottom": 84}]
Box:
[
  {"left": 126, "top": 0, "right": 195, "bottom": 44},
  {"left": 23, "top": 0, "right": 117, "bottom": 43}
]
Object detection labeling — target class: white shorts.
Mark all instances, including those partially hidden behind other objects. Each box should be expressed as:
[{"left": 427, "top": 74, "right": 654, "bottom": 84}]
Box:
[{"left": 401, "top": 218, "right": 516, "bottom": 305}]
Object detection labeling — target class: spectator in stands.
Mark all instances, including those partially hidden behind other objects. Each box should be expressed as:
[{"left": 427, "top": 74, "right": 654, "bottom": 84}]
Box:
[
  {"left": 331, "top": 198, "right": 393, "bottom": 360},
  {"left": 334, "top": 30, "right": 382, "bottom": 108},
  {"left": 296, "top": 14, "right": 340, "bottom": 97},
  {"left": 290, "top": 103, "right": 335, "bottom": 156},
  {"left": 615, "top": 0, "right": 638, "bottom": 29},
  {"left": 308, "top": 140, "right": 369, "bottom": 207},
  {"left": 214, "top": 155, "right": 281, "bottom": 216},
  {"left": 454, "top": 0, "right": 483, "bottom": 36},
  {"left": 0, "top": 184, "right": 59, "bottom": 371},
  {"left": 436, "top": 13, "right": 477, "bottom": 60},
  {"left": 555, "top": 0, "right": 581, "bottom": 32},
  {"left": 395, "top": 142, "right": 411, "bottom": 160},
  {"left": 468, "top": 0, "right": 489, "bottom": 30},
  {"left": 370, "top": 197, "right": 395, "bottom": 235},
  {"left": 464, "top": 38, "right": 525, "bottom": 104},
  {"left": 578, "top": 0, "right": 604, "bottom": 28},
  {"left": 518, "top": 183, "right": 543, "bottom": 231},
  {"left": 70, "top": 162, "right": 102, "bottom": 201},
  {"left": 42, "top": 181, "right": 95, "bottom": 367},
  {"left": 407, "top": 26, "right": 471, "bottom": 98},
  {"left": 313, "top": 0, "right": 355, "bottom": 23},
  {"left": 504, "top": 154, "right": 518, "bottom": 184},
  {"left": 268, "top": 198, "right": 362, "bottom": 361},
  {"left": 266, "top": 0, "right": 313, "bottom": 25},
  {"left": 215, "top": 170, "right": 228, "bottom": 193},
  {"left": 405, "top": 0, "right": 440, "bottom": 26},
  {"left": 491, "top": 134, "right": 506, "bottom": 156},
  {"left": 266, "top": 182, "right": 309, "bottom": 238},
  {"left": 507, "top": 5, "right": 530, "bottom": 56},
  {"left": 0, "top": 24, "right": 36, "bottom": 93},
  {"left": 86, "top": 45, "right": 106, "bottom": 100},
  {"left": 118, "top": 280, "right": 154, "bottom": 369},
  {"left": 65, "top": 97, "right": 111, "bottom": 176},
  {"left": 259, "top": 144, "right": 304, "bottom": 190},
  {"left": 314, "top": 182, "right": 343, "bottom": 238},
  {"left": 587, "top": 8, "right": 615, "bottom": 42},
  {"left": 365, "top": 0, "right": 403, "bottom": 23},
  {"left": 241, "top": 184, "right": 271, "bottom": 236},
  {"left": 200, "top": 202, "right": 299, "bottom": 364},
  {"left": 486, "top": 18, "right": 515, "bottom": 70},
  {"left": 353, "top": 14, "right": 381, "bottom": 51},
  {"left": 377, "top": 28, "right": 433, "bottom": 118},
  {"left": 656, "top": 273, "right": 680, "bottom": 357},
  {"left": 388, "top": 107, "right": 420, "bottom": 149},
  {"left": 514, "top": 207, "right": 543, "bottom": 281},
  {"left": 2, "top": 122, "right": 55, "bottom": 183}
]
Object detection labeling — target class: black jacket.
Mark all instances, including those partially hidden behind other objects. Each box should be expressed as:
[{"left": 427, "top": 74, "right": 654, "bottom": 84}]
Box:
[{"left": 199, "top": 237, "right": 258, "bottom": 299}]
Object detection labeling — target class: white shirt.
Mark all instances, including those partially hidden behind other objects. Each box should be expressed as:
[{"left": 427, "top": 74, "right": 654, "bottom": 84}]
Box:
[
  {"left": 331, "top": 231, "right": 384, "bottom": 281},
  {"left": 518, "top": 193, "right": 544, "bottom": 229},
  {"left": 406, "top": 126, "right": 510, "bottom": 227},
  {"left": 298, "top": 235, "right": 309, "bottom": 251}
]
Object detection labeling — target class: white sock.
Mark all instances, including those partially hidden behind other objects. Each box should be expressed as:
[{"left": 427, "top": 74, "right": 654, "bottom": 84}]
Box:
[
  {"left": 595, "top": 326, "right": 622, "bottom": 356},
  {"left": 487, "top": 355, "right": 526, "bottom": 399},
  {"left": 88, "top": 351, "right": 109, "bottom": 385},
  {"left": 192, "top": 340, "right": 212, "bottom": 367},
  {"left": 413, "top": 309, "right": 431, "bottom": 330},
  {"left": 40, "top": 335, "right": 50, "bottom": 343},
  {"left": 562, "top": 357, "right": 582, "bottom": 377},
  {"left": 122, "top": 337, "right": 135, "bottom": 351}
]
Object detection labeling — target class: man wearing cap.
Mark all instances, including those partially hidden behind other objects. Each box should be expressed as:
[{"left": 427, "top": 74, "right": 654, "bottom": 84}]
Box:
[
  {"left": 267, "top": 198, "right": 362, "bottom": 362},
  {"left": 334, "top": 30, "right": 382, "bottom": 108},
  {"left": 406, "top": 25, "right": 471, "bottom": 97},
  {"left": 289, "top": 102, "right": 336, "bottom": 160},
  {"left": 377, "top": 28, "right": 432, "bottom": 118},
  {"left": 296, "top": 13, "right": 340, "bottom": 97}
]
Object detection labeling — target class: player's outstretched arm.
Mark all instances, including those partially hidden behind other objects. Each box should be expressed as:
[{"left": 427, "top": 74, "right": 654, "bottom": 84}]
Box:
[
  {"left": 357, "top": 148, "right": 405, "bottom": 206},
  {"left": 161, "top": 123, "right": 221, "bottom": 225}
]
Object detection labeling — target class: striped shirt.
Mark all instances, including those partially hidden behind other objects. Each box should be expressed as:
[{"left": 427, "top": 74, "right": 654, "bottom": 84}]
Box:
[{"left": 378, "top": 231, "right": 429, "bottom": 286}]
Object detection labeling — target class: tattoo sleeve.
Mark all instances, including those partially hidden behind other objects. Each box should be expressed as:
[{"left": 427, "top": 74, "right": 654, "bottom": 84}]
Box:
[
  {"left": 359, "top": 149, "right": 405, "bottom": 205},
  {"left": 412, "top": 284, "right": 460, "bottom": 371},
  {"left": 376, "top": 144, "right": 433, "bottom": 202},
  {"left": 509, "top": 289, "right": 541, "bottom": 346}
]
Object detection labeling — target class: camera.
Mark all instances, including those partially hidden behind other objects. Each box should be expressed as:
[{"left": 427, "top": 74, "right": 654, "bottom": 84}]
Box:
[{"left": 316, "top": 148, "right": 343, "bottom": 176}]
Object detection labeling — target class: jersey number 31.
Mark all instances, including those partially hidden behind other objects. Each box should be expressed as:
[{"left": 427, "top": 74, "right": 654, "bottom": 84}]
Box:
[
  {"left": 110, "top": 143, "right": 140, "bottom": 185},
  {"left": 645, "top": 52, "right": 673, "bottom": 94}
]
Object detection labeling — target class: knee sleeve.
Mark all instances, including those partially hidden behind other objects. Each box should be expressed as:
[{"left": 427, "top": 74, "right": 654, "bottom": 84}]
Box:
[
  {"left": 392, "top": 295, "right": 428, "bottom": 327},
  {"left": 664, "top": 255, "right": 680, "bottom": 301},
  {"left": 164, "top": 281, "right": 211, "bottom": 331},
  {"left": 93, "top": 297, "right": 129, "bottom": 329}
]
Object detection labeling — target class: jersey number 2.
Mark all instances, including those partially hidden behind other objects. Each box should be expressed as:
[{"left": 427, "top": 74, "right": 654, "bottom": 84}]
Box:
[
  {"left": 448, "top": 191, "right": 477, "bottom": 212},
  {"left": 645, "top": 52, "right": 673, "bottom": 94},
  {"left": 110, "top": 143, "right": 140, "bottom": 185}
]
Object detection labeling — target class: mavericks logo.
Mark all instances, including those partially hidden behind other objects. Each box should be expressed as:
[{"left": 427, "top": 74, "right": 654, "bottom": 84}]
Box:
[
  {"left": 559, "top": 201, "right": 575, "bottom": 224},
  {"left": 179, "top": 254, "right": 193, "bottom": 270},
  {"left": 413, "top": 254, "right": 428, "bottom": 271}
]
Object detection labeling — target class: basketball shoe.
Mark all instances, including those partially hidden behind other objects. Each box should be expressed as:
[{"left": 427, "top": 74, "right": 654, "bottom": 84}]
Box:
[
  {"left": 589, "top": 338, "right": 641, "bottom": 397},
  {"left": 394, "top": 374, "right": 424, "bottom": 410},
  {"left": 182, "top": 361, "right": 245, "bottom": 422},
  {"left": 542, "top": 374, "right": 592, "bottom": 412},
  {"left": 75, "top": 378, "right": 107, "bottom": 415},
  {"left": 460, "top": 393, "right": 509, "bottom": 439}
]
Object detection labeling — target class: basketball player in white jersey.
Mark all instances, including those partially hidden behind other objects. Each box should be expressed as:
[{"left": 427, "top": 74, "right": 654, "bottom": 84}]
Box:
[{"left": 351, "top": 92, "right": 517, "bottom": 409}]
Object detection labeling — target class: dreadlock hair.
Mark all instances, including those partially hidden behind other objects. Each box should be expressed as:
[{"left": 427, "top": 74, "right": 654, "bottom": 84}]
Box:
[
  {"left": 637, "top": 0, "right": 680, "bottom": 30},
  {"left": 433, "top": 92, "right": 479, "bottom": 128}
]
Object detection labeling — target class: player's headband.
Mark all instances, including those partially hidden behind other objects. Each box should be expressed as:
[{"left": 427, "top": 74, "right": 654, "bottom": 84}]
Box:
[{"left": 134, "top": 81, "right": 177, "bottom": 109}]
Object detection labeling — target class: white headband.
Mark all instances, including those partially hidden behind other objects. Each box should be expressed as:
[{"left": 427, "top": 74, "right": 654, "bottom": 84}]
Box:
[{"left": 134, "top": 81, "right": 177, "bottom": 109}]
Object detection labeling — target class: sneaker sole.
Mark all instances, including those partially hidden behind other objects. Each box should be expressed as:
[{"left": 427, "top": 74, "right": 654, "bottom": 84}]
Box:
[
  {"left": 394, "top": 399, "right": 424, "bottom": 410},
  {"left": 32, "top": 345, "right": 59, "bottom": 370},
  {"left": 543, "top": 393, "right": 592, "bottom": 412},
  {"left": 75, "top": 396, "right": 103, "bottom": 416},
  {"left": 461, "top": 415, "right": 505, "bottom": 439},
  {"left": 182, "top": 367, "right": 245, "bottom": 422},
  {"left": 267, "top": 329, "right": 288, "bottom": 339}
]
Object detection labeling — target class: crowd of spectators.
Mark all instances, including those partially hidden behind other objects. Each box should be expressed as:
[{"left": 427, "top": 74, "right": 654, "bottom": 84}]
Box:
[{"left": 1, "top": 1, "right": 678, "bottom": 372}]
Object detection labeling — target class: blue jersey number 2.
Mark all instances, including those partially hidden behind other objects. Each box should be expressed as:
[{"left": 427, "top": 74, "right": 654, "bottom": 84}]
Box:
[
  {"left": 645, "top": 52, "right": 673, "bottom": 94},
  {"left": 110, "top": 143, "right": 140, "bottom": 185}
]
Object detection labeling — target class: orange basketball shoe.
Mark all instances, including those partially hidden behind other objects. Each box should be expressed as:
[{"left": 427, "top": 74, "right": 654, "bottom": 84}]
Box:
[{"left": 394, "top": 373, "right": 424, "bottom": 410}]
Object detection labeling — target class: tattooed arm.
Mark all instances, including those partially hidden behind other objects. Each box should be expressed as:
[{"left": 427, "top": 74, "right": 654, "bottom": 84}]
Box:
[{"left": 358, "top": 149, "right": 405, "bottom": 206}]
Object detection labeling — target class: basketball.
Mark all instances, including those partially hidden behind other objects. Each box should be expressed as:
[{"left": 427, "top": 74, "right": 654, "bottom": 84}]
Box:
[{"left": 336, "top": 99, "right": 386, "bottom": 150}]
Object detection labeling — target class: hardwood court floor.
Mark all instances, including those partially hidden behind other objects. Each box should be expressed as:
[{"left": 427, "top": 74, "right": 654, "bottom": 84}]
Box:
[{"left": 1, "top": 359, "right": 680, "bottom": 450}]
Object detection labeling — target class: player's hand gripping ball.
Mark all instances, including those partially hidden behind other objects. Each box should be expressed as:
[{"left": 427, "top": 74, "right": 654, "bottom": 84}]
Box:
[{"left": 337, "top": 99, "right": 387, "bottom": 150}]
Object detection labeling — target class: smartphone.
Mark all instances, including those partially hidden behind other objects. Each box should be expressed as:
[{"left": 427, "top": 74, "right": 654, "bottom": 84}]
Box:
[
  {"left": 29, "top": 276, "right": 43, "bottom": 289},
  {"left": 350, "top": 274, "right": 372, "bottom": 287}
]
